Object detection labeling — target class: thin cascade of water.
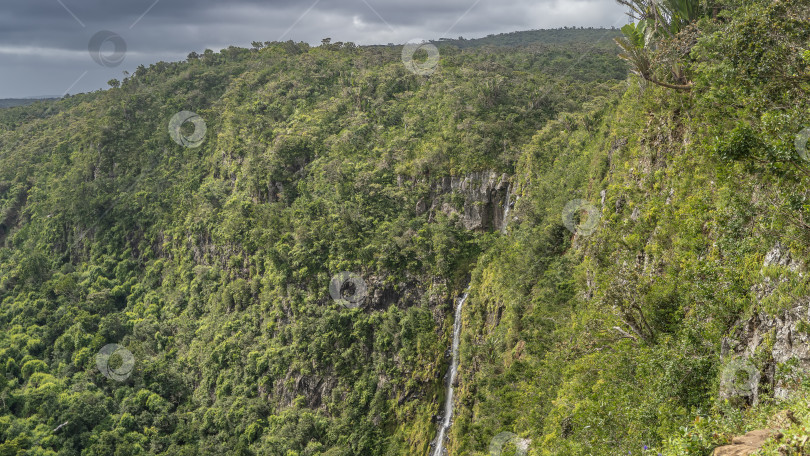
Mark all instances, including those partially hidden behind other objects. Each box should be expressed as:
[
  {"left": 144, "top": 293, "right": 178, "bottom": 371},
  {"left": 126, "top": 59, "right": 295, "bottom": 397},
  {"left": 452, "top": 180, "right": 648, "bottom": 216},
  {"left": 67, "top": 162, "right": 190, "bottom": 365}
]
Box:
[{"left": 431, "top": 292, "right": 467, "bottom": 456}]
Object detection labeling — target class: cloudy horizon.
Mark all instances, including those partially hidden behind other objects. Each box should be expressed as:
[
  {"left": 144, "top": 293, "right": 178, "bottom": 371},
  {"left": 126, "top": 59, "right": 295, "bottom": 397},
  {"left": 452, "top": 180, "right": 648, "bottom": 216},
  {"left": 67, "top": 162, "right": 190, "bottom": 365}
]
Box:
[{"left": 0, "top": 0, "right": 628, "bottom": 98}]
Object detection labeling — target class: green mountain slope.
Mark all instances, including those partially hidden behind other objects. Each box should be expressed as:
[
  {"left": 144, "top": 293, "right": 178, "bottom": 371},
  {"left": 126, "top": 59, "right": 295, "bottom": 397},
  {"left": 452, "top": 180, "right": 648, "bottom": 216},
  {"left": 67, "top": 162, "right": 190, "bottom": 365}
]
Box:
[
  {"left": 0, "top": 32, "right": 624, "bottom": 455},
  {"left": 451, "top": 1, "right": 810, "bottom": 455},
  {"left": 1, "top": 1, "right": 809, "bottom": 454}
]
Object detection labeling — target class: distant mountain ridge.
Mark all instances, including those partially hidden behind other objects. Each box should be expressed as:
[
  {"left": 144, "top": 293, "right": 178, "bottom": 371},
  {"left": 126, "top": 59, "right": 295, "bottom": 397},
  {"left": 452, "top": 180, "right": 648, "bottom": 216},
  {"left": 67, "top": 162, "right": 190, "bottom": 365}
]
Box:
[
  {"left": 0, "top": 97, "right": 58, "bottom": 109},
  {"left": 427, "top": 27, "right": 623, "bottom": 48}
]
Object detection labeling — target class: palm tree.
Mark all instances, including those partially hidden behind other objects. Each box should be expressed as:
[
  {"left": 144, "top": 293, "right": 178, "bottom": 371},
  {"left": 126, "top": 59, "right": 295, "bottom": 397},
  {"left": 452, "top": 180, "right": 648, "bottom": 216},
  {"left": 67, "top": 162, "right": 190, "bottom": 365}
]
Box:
[
  {"left": 613, "top": 0, "right": 714, "bottom": 91},
  {"left": 617, "top": 0, "right": 710, "bottom": 36}
]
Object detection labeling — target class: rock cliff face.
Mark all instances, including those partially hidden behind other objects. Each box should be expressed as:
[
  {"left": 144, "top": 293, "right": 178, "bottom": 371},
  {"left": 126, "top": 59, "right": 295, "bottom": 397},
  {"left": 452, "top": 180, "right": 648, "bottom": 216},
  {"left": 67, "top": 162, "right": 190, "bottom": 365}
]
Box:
[
  {"left": 721, "top": 304, "right": 810, "bottom": 403},
  {"left": 721, "top": 243, "right": 809, "bottom": 404},
  {"left": 416, "top": 171, "right": 512, "bottom": 232}
]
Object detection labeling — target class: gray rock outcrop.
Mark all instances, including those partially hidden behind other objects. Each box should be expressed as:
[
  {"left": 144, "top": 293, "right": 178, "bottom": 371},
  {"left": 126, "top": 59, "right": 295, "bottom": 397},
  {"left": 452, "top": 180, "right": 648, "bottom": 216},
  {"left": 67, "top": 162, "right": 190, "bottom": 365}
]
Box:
[
  {"left": 417, "top": 171, "right": 511, "bottom": 231},
  {"left": 720, "top": 243, "right": 809, "bottom": 404}
]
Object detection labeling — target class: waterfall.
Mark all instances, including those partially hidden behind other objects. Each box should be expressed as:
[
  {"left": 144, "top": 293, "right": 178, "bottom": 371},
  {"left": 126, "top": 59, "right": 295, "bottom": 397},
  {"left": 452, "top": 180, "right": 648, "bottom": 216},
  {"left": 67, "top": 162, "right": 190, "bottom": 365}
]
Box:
[
  {"left": 501, "top": 183, "right": 512, "bottom": 234},
  {"left": 431, "top": 292, "right": 468, "bottom": 456}
]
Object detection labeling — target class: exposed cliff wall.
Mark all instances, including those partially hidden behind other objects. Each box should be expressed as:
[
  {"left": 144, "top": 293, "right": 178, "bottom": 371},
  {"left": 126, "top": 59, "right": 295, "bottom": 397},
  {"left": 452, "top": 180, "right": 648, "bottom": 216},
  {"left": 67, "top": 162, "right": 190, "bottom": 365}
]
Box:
[
  {"left": 721, "top": 243, "right": 809, "bottom": 404},
  {"left": 416, "top": 171, "right": 512, "bottom": 232}
]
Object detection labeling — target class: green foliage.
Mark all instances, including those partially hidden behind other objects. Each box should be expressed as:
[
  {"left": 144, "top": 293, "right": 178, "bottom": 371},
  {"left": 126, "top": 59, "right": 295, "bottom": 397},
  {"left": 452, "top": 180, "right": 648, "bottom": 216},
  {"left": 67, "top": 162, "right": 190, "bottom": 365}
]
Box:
[
  {"left": 0, "top": 30, "right": 627, "bottom": 455},
  {"left": 621, "top": 22, "right": 648, "bottom": 49},
  {"left": 617, "top": 0, "right": 715, "bottom": 36},
  {"left": 448, "top": 2, "right": 810, "bottom": 455},
  {"left": 713, "top": 124, "right": 767, "bottom": 162},
  {"left": 1, "top": 2, "right": 807, "bottom": 454}
]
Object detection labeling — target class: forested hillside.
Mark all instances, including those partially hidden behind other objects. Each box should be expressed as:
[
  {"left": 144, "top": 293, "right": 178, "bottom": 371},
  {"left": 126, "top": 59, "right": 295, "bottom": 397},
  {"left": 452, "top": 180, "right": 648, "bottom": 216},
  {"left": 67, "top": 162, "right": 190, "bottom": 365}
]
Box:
[
  {"left": 0, "top": 30, "right": 624, "bottom": 455},
  {"left": 450, "top": 1, "right": 810, "bottom": 455},
  {"left": 1, "top": 1, "right": 809, "bottom": 455}
]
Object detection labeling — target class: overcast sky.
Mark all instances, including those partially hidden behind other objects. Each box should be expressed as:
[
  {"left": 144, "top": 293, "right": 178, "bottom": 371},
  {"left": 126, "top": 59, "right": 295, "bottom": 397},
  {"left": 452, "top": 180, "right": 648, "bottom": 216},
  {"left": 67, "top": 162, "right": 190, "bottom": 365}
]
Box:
[{"left": 0, "top": 0, "right": 628, "bottom": 98}]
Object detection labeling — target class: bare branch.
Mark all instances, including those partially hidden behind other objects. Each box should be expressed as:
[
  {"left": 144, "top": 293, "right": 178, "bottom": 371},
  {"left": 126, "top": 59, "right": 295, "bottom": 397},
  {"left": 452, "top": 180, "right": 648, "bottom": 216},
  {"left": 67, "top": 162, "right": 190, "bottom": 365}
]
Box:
[
  {"left": 611, "top": 326, "right": 639, "bottom": 341},
  {"left": 641, "top": 70, "right": 693, "bottom": 91}
]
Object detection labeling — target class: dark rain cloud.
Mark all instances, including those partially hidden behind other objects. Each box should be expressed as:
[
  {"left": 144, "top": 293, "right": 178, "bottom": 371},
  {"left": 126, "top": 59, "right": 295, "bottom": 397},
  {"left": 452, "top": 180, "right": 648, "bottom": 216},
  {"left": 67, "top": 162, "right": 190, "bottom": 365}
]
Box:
[{"left": 0, "top": 0, "right": 628, "bottom": 97}]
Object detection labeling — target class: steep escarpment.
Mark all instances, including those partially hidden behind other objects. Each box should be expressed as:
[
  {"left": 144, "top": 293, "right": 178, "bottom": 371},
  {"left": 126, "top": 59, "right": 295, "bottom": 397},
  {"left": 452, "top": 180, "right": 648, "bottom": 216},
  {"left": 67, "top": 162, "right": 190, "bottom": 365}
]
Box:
[{"left": 448, "top": 1, "right": 810, "bottom": 455}]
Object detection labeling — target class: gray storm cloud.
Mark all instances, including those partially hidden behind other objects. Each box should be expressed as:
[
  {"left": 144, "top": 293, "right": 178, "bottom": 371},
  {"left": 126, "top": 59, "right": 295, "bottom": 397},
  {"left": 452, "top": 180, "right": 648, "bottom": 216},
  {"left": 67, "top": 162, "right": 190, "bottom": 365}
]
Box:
[{"left": 0, "top": 0, "right": 627, "bottom": 98}]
